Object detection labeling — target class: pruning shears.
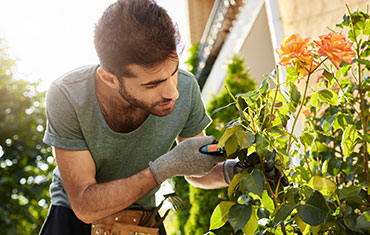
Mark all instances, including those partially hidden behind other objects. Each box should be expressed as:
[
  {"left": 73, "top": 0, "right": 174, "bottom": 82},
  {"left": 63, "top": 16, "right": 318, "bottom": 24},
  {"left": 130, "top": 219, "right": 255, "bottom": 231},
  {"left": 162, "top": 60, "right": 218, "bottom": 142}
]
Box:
[
  {"left": 199, "top": 143, "right": 225, "bottom": 156},
  {"left": 199, "top": 141, "right": 289, "bottom": 187}
]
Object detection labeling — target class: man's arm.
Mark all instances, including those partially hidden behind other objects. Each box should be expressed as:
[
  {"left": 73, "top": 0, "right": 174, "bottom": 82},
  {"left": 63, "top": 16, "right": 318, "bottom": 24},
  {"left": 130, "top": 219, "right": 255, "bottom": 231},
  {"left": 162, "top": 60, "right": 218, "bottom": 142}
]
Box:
[
  {"left": 177, "top": 132, "right": 228, "bottom": 189},
  {"left": 54, "top": 147, "right": 158, "bottom": 224}
]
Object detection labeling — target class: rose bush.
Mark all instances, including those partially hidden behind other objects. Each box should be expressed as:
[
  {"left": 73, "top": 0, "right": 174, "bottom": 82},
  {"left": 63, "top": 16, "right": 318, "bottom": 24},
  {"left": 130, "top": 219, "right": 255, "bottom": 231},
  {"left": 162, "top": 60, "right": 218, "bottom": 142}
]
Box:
[{"left": 208, "top": 6, "right": 370, "bottom": 235}]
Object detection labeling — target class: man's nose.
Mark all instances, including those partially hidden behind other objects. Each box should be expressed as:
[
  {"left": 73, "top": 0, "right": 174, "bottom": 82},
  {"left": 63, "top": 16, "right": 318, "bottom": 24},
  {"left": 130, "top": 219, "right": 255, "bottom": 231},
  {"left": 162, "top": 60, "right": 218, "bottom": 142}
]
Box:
[{"left": 162, "top": 77, "right": 179, "bottom": 101}]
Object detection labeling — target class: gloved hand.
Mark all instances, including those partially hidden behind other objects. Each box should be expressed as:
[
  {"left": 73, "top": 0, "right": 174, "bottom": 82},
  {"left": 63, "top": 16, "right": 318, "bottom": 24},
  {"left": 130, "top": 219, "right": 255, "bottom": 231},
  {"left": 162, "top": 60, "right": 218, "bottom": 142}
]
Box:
[
  {"left": 222, "top": 159, "right": 243, "bottom": 184},
  {"left": 222, "top": 152, "right": 261, "bottom": 184},
  {"left": 222, "top": 152, "right": 289, "bottom": 187},
  {"left": 149, "top": 136, "right": 225, "bottom": 184}
]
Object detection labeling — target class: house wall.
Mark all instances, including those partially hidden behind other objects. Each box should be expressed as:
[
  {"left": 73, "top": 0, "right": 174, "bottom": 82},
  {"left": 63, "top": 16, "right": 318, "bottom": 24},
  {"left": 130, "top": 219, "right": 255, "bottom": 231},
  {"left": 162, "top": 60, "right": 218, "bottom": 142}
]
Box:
[
  {"left": 278, "top": 0, "right": 369, "bottom": 39},
  {"left": 238, "top": 4, "right": 275, "bottom": 86},
  {"left": 186, "top": 0, "right": 215, "bottom": 44}
]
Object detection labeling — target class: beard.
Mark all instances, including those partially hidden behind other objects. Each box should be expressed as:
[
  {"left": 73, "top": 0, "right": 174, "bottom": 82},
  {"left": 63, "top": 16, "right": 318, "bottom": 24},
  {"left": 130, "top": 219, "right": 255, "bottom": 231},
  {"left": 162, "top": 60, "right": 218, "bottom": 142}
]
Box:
[{"left": 118, "top": 83, "right": 175, "bottom": 117}]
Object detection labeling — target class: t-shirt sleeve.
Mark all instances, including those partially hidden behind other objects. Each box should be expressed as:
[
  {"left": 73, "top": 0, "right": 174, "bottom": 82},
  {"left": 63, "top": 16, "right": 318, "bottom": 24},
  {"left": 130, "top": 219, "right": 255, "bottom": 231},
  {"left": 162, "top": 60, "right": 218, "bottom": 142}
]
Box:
[
  {"left": 43, "top": 82, "right": 88, "bottom": 150},
  {"left": 178, "top": 76, "right": 212, "bottom": 138}
]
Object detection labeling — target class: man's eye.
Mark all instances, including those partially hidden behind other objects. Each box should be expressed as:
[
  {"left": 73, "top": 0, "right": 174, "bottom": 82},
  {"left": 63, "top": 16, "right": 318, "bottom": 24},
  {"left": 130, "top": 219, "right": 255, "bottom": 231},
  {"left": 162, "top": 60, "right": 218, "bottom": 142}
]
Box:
[{"left": 146, "top": 84, "right": 158, "bottom": 89}]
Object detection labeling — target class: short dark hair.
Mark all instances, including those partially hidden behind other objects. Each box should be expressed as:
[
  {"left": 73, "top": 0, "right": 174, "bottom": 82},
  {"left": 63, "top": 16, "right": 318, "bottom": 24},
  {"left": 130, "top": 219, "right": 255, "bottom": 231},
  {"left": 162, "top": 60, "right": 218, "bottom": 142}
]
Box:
[{"left": 94, "top": 0, "right": 180, "bottom": 78}]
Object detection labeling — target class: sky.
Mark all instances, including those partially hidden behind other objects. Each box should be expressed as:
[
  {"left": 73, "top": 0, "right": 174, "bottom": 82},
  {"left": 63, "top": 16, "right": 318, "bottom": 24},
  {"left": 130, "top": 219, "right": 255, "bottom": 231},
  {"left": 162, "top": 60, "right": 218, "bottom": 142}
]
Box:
[{"left": 0, "top": 0, "right": 189, "bottom": 90}]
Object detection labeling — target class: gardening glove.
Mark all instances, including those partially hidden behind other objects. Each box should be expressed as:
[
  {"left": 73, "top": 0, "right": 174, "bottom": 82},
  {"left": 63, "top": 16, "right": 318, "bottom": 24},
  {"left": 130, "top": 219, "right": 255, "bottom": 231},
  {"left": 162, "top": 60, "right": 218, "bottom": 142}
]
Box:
[
  {"left": 223, "top": 152, "right": 262, "bottom": 184},
  {"left": 149, "top": 136, "right": 225, "bottom": 184},
  {"left": 222, "top": 159, "right": 245, "bottom": 184},
  {"left": 223, "top": 152, "right": 289, "bottom": 186}
]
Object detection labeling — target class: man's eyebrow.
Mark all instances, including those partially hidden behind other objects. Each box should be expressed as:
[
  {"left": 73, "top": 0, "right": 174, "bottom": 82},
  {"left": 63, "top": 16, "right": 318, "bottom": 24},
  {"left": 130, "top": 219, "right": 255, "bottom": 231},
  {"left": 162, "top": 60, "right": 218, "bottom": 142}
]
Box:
[{"left": 142, "top": 62, "right": 179, "bottom": 86}]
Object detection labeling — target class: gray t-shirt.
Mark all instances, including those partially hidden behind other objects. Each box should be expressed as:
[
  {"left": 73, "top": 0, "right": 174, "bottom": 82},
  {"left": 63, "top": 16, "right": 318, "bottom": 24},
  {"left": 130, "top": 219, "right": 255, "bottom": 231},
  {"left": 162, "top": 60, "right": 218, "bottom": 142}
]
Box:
[{"left": 43, "top": 65, "right": 211, "bottom": 210}]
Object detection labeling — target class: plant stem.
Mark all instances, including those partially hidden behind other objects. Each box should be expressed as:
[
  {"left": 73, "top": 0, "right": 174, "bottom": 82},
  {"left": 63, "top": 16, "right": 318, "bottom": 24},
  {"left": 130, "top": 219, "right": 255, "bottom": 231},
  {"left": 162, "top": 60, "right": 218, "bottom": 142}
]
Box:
[
  {"left": 266, "top": 183, "right": 287, "bottom": 235},
  {"left": 287, "top": 72, "right": 311, "bottom": 154},
  {"left": 357, "top": 54, "right": 370, "bottom": 206},
  {"left": 347, "top": 4, "right": 370, "bottom": 205},
  {"left": 304, "top": 146, "right": 313, "bottom": 176},
  {"left": 268, "top": 66, "right": 280, "bottom": 131},
  {"left": 280, "top": 223, "right": 288, "bottom": 235},
  {"left": 286, "top": 58, "right": 327, "bottom": 155}
]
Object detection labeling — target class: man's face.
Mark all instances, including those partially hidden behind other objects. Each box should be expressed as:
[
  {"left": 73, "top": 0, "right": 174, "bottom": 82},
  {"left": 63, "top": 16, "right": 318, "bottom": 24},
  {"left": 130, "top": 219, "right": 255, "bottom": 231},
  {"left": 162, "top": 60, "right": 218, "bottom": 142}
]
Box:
[{"left": 118, "top": 59, "right": 179, "bottom": 117}]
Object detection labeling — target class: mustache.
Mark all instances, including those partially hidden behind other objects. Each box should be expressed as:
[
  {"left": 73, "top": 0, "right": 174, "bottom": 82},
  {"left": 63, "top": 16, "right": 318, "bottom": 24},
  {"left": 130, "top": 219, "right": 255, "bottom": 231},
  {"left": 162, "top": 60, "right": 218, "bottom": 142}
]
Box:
[{"left": 153, "top": 98, "right": 173, "bottom": 106}]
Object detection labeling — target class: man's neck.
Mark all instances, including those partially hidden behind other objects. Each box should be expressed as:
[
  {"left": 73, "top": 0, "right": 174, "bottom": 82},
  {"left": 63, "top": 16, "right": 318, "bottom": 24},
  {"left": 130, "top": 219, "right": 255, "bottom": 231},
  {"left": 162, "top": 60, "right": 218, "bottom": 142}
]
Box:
[{"left": 95, "top": 71, "right": 149, "bottom": 133}]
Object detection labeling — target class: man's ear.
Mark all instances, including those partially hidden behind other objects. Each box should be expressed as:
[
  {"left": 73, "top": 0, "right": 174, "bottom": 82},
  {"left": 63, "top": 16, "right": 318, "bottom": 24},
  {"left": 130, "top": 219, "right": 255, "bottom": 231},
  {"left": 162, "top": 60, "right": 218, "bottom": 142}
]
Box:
[{"left": 96, "top": 67, "right": 121, "bottom": 89}]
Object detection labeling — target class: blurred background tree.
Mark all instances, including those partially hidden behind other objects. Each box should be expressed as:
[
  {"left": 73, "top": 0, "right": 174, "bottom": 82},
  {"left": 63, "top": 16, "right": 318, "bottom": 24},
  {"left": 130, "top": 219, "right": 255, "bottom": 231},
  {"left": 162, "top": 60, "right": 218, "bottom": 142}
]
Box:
[{"left": 0, "top": 38, "right": 54, "bottom": 234}]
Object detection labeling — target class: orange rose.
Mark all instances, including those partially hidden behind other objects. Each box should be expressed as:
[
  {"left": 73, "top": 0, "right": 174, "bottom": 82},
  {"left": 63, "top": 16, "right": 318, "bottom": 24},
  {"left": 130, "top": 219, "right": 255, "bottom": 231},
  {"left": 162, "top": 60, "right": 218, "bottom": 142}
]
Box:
[
  {"left": 276, "top": 33, "right": 312, "bottom": 66},
  {"left": 314, "top": 32, "right": 355, "bottom": 69},
  {"left": 276, "top": 34, "right": 317, "bottom": 76}
]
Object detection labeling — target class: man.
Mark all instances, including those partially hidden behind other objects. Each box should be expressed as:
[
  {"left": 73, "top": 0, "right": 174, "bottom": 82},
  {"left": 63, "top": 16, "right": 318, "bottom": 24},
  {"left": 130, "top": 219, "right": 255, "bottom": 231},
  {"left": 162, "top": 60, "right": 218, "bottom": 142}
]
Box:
[{"left": 39, "top": 1, "right": 239, "bottom": 234}]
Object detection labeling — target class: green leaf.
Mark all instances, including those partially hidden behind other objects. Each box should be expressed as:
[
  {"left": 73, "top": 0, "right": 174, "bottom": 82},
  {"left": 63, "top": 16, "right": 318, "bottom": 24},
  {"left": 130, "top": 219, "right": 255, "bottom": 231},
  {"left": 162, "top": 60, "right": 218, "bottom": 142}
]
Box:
[
  {"left": 300, "top": 132, "right": 315, "bottom": 148},
  {"left": 256, "top": 134, "right": 269, "bottom": 157},
  {"left": 310, "top": 92, "right": 319, "bottom": 108},
  {"left": 308, "top": 175, "right": 336, "bottom": 196},
  {"left": 225, "top": 135, "right": 239, "bottom": 157},
  {"left": 218, "top": 124, "right": 243, "bottom": 148},
  {"left": 323, "top": 70, "right": 334, "bottom": 84},
  {"left": 237, "top": 95, "right": 248, "bottom": 111},
  {"left": 228, "top": 173, "right": 243, "bottom": 198},
  {"left": 317, "top": 89, "right": 339, "bottom": 105},
  {"left": 363, "top": 134, "right": 370, "bottom": 144},
  {"left": 261, "top": 190, "right": 275, "bottom": 213},
  {"left": 273, "top": 203, "right": 296, "bottom": 226},
  {"left": 286, "top": 188, "right": 300, "bottom": 205},
  {"left": 295, "top": 214, "right": 310, "bottom": 235},
  {"left": 333, "top": 112, "right": 352, "bottom": 131},
  {"left": 348, "top": 28, "right": 357, "bottom": 42},
  {"left": 242, "top": 207, "right": 258, "bottom": 235},
  {"left": 328, "top": 158, "right": 341, "bottom": 176},
  {"left": 341, "top": 125, "right": 360, "bottom": 157},
  {"left": 321, "top": 114, "right": 337, "bottom": 132},
  {"left": 259, "top": 78, "right": 270, "bottom": 97},
  {"left": 298, "top": 190, "right": 329, "bottom": 226},
  {"left": 239, "top": 90, "right": 259, "bottom": 107},
  {"left": 311, "top": 225, "right": 321, "bottom": 235},
  {"left": 356, "top": 211, "right": 370, "bottom": 229},
  {"left": 286, "top": 67, "right": 299, "bottom": 83},
  {"left": 364, "top": 20, "right": 370, "bottom": 35},
  {"left": 242, "top": 169, "right": 265, "bottom": 197},
  {"left": 337, "top": 185, "right": 362, "bottom": 200},
  {"left": 343, "top": 206, "right": 363, "bottom": 232},
  {"left": 290, "top": 82, "right": 301, "bottom": 104},
  {"left": 209, "top": 201, "right": 236, "bottom": 230},
  {"left": 235, "top": 129, "right": 255, "bottom": 149},
  {"left": 228, "top": 204, "right": 252, "bottom": 231}
]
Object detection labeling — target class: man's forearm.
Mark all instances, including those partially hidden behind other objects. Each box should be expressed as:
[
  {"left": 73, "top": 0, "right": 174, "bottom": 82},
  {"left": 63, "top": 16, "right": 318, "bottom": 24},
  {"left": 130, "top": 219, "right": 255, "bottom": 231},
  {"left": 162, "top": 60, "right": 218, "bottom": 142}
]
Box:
[
  {"left": 71, "top": 167, "right": 158, "bottom": 223},
  {"left": 185, "top": 163, "right": 228, "bottom": 189}
]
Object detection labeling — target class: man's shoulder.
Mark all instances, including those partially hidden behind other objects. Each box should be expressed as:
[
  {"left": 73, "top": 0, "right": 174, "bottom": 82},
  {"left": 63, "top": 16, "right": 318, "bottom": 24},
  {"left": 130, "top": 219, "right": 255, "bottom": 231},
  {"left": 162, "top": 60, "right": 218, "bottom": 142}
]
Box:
[
  {"left": 46, "top": 65, "right": 98, "bottom": 108},
  {"left": 53, "top": 64, "right": 98, "bottom": 87},
  {"left": 178, "top": 68, "right": 198, "bottom": 91}
]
